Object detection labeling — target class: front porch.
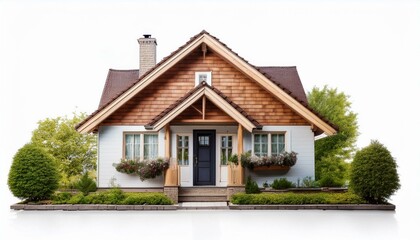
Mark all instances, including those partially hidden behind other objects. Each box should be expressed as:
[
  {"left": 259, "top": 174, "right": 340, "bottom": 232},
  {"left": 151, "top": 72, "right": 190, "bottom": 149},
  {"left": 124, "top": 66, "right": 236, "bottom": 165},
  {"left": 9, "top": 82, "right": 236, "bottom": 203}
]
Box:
[{"left": 162, "top": 124, "right": 247, "bottom": 203}]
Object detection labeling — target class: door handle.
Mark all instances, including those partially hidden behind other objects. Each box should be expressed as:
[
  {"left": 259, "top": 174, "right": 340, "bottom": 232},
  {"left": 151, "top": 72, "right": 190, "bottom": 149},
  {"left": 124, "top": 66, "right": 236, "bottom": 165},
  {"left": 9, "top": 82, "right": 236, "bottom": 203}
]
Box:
[{"left": 194, "top": 156, "right": 198, "bottom": 166}]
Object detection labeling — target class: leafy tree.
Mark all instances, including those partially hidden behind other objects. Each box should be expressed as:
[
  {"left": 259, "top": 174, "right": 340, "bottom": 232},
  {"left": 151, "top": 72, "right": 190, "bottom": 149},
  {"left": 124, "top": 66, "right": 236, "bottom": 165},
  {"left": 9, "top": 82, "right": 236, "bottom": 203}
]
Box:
[
  {"left": 307, "top": 86, "right": 358, "bottom": 184},
  {"left": 31, "top": 112, "right": 97, "bottom": 186},
  {"left": 8, "top": 144, "right": 59, "bottom": 201},
  {"left": 350, "top": 140, "right": 400, "bottom": 203}
]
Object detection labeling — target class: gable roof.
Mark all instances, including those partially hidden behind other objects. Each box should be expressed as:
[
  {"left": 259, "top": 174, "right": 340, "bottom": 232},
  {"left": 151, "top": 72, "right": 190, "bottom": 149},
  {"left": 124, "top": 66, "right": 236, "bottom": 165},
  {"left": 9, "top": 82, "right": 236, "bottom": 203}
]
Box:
[
  {"left": 145, "top": 81, "right": 261, "bottom": 132},
  {"left": 76, "top": 30, "right": 337, "bottom": 136},
  {"left": 97, "top": 67, "right": 307, "bottom": 113}
]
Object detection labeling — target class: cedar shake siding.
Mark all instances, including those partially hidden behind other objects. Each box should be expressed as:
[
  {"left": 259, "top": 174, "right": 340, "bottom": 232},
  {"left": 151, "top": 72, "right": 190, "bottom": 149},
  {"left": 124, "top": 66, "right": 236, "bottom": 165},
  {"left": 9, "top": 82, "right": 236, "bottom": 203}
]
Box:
[{"left": 101, "top": 48, "right": 310, "bottom": 126}]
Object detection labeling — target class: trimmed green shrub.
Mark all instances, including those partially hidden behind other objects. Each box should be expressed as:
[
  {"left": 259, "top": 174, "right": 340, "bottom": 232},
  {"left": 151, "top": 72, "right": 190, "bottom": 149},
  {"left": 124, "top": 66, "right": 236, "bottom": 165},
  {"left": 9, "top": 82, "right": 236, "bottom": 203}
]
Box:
[
  {"left": 230, "top": 192, "right": 366, "bottom": 205},
  {"left": 350, "top": 140, "right": 400, "bottom": 203},
  {"left": 245, "top": 177, "right": 261, "bottom": 194},
  {"left": 318, "top": 173, "right": 344, "bottom": 187},
  {"left": 271, "top": 178, "right": 295, "bottom": 189},
  {"left": 76, "top": 172, "right": 97, "bottom": 196},
  {"left": 8, "top": 144, "right": 59, "bottom": 201},
  {"left": 52, "top": 192, "right": 73, "bottom": 204},
  {"left": 122, "top": 193, "right": 173, "bottom": 205},
  {"left": 51, "top": 189, "right": 172, "bottom": 205}
]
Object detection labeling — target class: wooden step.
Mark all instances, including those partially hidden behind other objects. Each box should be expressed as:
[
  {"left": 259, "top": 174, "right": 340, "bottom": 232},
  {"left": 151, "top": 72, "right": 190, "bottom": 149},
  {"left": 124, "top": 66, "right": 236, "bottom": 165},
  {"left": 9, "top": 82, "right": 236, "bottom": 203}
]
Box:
[{"left": 178, "top": 187, "right": 228, "bottom": 202}]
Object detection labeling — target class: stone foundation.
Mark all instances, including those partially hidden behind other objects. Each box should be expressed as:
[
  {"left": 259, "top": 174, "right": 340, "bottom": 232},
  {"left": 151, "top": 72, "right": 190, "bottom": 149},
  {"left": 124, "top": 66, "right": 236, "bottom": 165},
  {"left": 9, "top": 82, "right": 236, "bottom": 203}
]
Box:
[
  {"left": 164, "top": 186, "right": 179, "bottom": 204},
  {"left": 227, "top": 186, "right": 245, "bottom": 201}
]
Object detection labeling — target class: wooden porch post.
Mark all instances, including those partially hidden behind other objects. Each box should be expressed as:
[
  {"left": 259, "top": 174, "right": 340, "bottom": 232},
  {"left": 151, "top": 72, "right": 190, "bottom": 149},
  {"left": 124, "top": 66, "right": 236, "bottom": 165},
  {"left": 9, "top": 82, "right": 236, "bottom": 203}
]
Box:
[
  {"left": 228, "top": 124, "right": 245, "bottom": 186},
  {"left": 237, "top": 124, "right": 244, "bottom": 185},
  {"left": 164, "top": 125, "right": 178, "bottom": 186}
]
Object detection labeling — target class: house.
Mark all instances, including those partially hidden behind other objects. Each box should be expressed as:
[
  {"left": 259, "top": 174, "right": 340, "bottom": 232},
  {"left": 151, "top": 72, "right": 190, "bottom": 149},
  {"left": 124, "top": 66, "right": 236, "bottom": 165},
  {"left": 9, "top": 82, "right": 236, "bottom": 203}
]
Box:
[{"left": 76, "top": 30, "right": 336, "bottom": 202}]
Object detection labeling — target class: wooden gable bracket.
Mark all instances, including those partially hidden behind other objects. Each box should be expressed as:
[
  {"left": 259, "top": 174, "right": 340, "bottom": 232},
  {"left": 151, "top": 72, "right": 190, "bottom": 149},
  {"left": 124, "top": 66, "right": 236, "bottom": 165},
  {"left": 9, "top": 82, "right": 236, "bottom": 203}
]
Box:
[{"left": 201, "top": 43, "right": 207, "bottom": 62}]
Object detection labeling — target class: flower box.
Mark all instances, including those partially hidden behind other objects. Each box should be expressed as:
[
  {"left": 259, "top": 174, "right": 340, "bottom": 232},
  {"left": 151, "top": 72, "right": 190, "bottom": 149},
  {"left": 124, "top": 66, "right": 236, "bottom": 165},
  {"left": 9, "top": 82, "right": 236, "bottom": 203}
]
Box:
[{"left": 252, "top": 165, "right": 290, "bottom": 171}]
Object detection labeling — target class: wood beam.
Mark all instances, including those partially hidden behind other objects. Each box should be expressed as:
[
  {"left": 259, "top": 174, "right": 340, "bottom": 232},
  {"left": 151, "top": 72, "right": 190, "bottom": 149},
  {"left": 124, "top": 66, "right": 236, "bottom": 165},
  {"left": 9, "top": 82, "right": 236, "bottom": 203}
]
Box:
[
  {"left": 164, "top": 124, "right": 179, "bottom": 186},
  {"left": 164, "top": 124, "right": 170, "bottom": 158},
  {"left": 202, "top": 96, "right": 206, "bottom": 120}
]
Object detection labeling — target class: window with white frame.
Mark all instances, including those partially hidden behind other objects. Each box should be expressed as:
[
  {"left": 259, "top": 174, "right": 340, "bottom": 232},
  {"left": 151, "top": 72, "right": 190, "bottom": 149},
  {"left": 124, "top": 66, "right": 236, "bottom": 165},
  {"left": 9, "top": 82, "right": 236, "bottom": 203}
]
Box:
[
  {"left": 144, "top": 134, "right": 158, "bottom": 160},
  {"left": 125, "top": 133, "right": 141, "bottom": 160},
  {"left": 220, "top": 135, "right": 233, "bottom": 165},
  {"left": 124, "top": 133, "right": 158, "bottom": 160},
  {"left": 177, "top": 135, "right": 189, "bottom": 166},
  {"left": 253, "top": 133, "right": 285, "bottom": 157},
  {"left": 271, "top": 134, "right": 285, "bottom": 156},
  {"left": 253, "top": 134, "right": 268, "bottom": 157},
  {"left": 195, "top": 72, "right": 212, "bottom": 86}
]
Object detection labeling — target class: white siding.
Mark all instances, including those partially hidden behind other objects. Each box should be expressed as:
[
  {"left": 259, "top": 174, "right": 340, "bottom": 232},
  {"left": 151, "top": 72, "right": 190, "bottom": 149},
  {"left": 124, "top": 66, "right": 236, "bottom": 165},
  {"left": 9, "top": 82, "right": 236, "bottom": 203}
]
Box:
[
  {"left": 97, "top": 125, "right": 315, "bottom": 188},
  {"left": 97, "top": 126, "right": 165, "bottom": 188},
  {"left": 247, "top": 126, "right": 315, "bottom": 187}
]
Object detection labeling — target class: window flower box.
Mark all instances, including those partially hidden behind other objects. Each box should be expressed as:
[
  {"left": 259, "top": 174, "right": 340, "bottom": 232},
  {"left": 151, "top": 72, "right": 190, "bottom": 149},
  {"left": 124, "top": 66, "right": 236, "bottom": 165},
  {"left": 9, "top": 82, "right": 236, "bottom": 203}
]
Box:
[
  {"left": 113, "top": 158, "right": 169, "bottom": 181},
  {"left": 252, "top": 165, "right": 291, "bottom": 171},
  {"left": 240, "top": 151, "right": 297, "bottom": 171}
]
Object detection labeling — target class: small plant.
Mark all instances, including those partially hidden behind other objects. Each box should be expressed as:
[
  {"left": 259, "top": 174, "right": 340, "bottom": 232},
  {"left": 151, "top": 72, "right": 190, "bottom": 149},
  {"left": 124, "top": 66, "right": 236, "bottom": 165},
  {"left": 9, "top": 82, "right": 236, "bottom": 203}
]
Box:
[
  {"left": 245, "top": 176, "right": 261, "bottom": 194},
  {"left": 271, "top": 178, "right": 295, "bottom": 189},
  {"left": 8, "top": 144, "right": 59, "bottom": 201},
  {"left": 350, "top": 140, "right": 400, "bottom": 204},
  {"left": 76, "top": 172, "right": 97, "bottom": 196},
  {"left": 301, "top": 176, "right": 319, "bottom": 188},
  {"left": 227, "top": 154, "right": 239, "bottom": 166},
  {"left": 263, "top": 181, "right": 269, "bottom": 188}
]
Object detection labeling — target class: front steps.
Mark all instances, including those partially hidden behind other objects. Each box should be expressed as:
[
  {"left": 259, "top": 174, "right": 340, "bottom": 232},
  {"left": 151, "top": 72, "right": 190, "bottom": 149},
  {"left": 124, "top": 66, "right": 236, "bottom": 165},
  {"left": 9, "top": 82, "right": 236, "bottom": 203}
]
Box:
[{"left": 178, "top": 187, "right": 228, "bottom": 202}]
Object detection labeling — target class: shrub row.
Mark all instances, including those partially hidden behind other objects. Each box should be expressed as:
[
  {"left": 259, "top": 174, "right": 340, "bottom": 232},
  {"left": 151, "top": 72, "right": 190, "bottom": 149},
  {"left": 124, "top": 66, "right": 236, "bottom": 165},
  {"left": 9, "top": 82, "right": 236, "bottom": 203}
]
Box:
[
  {"left": 230, "top": 192, "right": 366, "bottom": 205},
  {"left": 52, "top": 189, "right": 173, "bottom": 205}
]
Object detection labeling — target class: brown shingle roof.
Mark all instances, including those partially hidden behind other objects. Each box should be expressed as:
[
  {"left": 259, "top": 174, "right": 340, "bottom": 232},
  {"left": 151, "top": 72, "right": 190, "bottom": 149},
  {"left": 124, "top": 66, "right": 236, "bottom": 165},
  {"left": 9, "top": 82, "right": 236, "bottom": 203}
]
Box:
[
  {"left": 99, "top": 69, "right": 139, "bottom": 108},
  {"left": 145, "top": 81, "right": 262, "bottom": 129}
]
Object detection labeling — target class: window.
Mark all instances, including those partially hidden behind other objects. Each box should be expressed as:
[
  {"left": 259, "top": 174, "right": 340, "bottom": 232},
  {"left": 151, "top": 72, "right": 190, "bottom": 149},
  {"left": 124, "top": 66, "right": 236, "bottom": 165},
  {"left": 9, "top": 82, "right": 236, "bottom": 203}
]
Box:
[
  {"left": 125, "top": 134, "right": 141, "bottom": 160},
  {"left": 220, "top": 136, "right": 232, "bottom": 165},
  {"left": 177, "top": 135, "right": 189, "bottom": 166},
  {"left": 195, "top": 72, "right": 212, "bottom": 86},
  {"left": 254, "top": 134, "right": 268, "bottom": 157},
  {"left": 124, "top": 133, "right": 158, "bottom": 160},
  {"left": 144, "top": 134, "right": 158, "bottom": 160},
  {"left": 271, "top": 134, "right": 285, "bottom": 156},
  {"left": 253, "top": 133, "right": 285, "bottom": 157},
  {"left": 198, "top": 136, "right": 209, "bottom": 146}
]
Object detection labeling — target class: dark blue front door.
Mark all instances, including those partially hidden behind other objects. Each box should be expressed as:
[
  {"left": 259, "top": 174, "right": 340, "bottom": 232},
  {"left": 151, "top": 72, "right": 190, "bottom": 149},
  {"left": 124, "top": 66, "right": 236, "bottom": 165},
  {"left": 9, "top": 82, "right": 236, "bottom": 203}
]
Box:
[{"left": 193, "top": 130, "right": 216, "bottom": 186}]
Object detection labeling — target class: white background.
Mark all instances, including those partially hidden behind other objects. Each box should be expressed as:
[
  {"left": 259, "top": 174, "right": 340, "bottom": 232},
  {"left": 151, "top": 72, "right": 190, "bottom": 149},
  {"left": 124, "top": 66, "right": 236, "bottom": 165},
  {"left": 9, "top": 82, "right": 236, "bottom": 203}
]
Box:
[{"left": 1, "top": 1, "right": 419, "bottom": 239}]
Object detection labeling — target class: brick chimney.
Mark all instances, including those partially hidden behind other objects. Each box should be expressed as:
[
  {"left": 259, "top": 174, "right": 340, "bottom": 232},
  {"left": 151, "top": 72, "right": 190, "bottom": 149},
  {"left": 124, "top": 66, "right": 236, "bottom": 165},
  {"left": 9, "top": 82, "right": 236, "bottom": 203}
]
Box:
[{"left": 137, "top": 34, "right": 157, "bottom": 77}]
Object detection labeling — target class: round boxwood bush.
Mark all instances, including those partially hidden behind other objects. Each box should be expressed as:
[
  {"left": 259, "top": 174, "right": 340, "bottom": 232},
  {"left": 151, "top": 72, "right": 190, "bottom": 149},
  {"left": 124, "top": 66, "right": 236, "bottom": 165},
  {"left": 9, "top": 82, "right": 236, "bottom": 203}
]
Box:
[
  {"left": 350, "top": 140, "right": 400, "bottom": 203},
  {"left": 8, "top": 144, "right": 59, "bottom": 201}
]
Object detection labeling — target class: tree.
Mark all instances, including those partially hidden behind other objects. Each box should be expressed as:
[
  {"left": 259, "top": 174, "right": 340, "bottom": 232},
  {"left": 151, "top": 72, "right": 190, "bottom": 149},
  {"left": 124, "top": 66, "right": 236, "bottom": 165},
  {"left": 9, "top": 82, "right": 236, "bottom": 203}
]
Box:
[
  {"left": 350, "top": 140, "right": 400, "bottom": 203},
  {"left": 8, "top": 144, "right": 59, "bottom": 201},
  {"left": 307, "top": 86, "right": 358, "bottom": 185},
  {"left": 31, "top": 112, "right": 97, "bottom": 186}
]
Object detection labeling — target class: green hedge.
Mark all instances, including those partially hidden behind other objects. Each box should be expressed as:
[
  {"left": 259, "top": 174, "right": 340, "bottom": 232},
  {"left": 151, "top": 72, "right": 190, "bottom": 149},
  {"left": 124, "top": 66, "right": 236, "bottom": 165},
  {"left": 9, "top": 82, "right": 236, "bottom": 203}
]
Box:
[
  {"left": 52, "top": 189, "right": 173, "bottom": 205},
  {"left": 230, "top": 192, "right": 366, "bottom": 205}
]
